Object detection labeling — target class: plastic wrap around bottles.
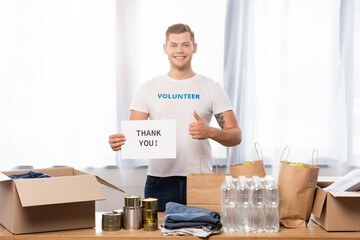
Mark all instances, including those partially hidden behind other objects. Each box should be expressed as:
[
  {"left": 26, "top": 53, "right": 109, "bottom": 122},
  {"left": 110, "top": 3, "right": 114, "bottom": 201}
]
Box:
[
  {"left": 265, "top": 176, "right": 280, "bottom": 232},
  {"left": 221, "top": 175, "right": 236, "bottom": 233},
  {"left": 236, "top": 176, "right": 251, "bottom": 232},
  {"left": 250, "top": 176, "right": 266, "bottom": 233},
  {"left": 220, "top": 175, "right": 279, "bottom": 233}
]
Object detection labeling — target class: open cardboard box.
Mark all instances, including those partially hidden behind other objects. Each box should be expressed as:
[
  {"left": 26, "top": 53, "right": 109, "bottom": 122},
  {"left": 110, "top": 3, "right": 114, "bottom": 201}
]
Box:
[
  {"left": 311, "top": 176, "right": 360, "bottom": 231},
  {"left": 0, "top": 167, "right": 124, "bottom": 234}
]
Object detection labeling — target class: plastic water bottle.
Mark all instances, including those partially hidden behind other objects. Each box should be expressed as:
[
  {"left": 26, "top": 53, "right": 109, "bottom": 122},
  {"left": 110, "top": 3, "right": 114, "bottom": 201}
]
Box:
[
  {"left": 235, "top": 176, "right": 251, "bottom": 232},
  {"left": 265, "top": 176, "right": 279, "bottom": 232},
  {"left": 250, "top": 176, "right": 266, "bottom": 233},
  {"left": 221, "top": 175, "right": 236, "bottom": 233}
]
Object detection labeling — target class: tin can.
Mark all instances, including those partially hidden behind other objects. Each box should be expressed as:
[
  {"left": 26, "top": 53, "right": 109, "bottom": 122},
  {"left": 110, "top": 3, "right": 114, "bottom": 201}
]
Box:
[
  {"left": 112, "top": 209, "right": 124, "bottom": 229},
  {"left": 123, "top": 196, "right": 142, "bottom": 230},
  {"left": 142, "top": 198, "right": 158, "bottom": 231},
  {"left": 102, "top": 212, "right": 121, "bottom": 231}
]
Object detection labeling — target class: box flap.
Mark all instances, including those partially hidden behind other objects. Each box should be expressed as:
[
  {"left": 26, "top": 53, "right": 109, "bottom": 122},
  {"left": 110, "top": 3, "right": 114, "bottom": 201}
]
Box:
[
  {"left": 330, "top": 191, "right": 360, "bottom": 197},
  {"left": 14, "top": 175, "right": 105, "bottom": 207},
  {"left": 73, "top": 169, "right": 90, "bottom": 176},
  {"left": 0, "top": 172, "right": 12, "bottom": 182},
  {"left": 312, "top": 187, "right": 327, "bottom": 218},
  {"left": 73, "top": 169, "right": 125, "bottom": 193},
  {"left": 95, "top": 176, "right": 125, "bottom": 193}
]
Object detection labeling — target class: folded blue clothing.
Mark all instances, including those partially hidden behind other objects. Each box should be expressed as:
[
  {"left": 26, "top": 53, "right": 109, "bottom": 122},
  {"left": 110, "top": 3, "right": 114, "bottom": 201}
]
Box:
[
  {"left": 8, "top": 171, "right": 53, "bottom": 179},
  {"left": 164, "top": 202, "right": 222, "bottom": 230}
]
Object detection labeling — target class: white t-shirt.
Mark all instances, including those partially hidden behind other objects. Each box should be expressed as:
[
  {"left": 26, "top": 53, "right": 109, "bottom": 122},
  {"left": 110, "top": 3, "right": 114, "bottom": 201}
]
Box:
[{"left": 129, "top": 73, "right": 233, "bottom": 177}]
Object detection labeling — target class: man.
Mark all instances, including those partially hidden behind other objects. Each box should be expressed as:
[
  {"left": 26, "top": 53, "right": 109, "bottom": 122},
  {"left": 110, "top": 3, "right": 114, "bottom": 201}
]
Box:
[{"left": 109, "top": 23, "right": 241, "bottom": 211}]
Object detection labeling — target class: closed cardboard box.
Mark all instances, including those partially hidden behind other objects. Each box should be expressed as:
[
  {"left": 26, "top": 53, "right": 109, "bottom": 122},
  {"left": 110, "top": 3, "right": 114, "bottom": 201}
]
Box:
[
  {"left": 0, "top": 167, "right": 123, "bottom": 234},
  {"left": 311, "top": 176, "right": 360, "bottom": 231}
]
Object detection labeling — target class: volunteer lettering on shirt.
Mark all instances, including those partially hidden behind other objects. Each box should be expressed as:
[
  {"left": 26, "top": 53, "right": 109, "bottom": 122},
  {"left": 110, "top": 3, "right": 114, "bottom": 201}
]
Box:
[{"left": 157, "top": 93, "right": 200, "bottom": 99}]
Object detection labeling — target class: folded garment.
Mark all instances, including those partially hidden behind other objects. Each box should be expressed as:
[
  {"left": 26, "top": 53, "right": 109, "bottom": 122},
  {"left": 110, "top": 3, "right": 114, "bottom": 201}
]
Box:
[
  {"left": 8, "top": 171, "right": 53, "bottom": 179},
  {"left": 164, "top": 202, "right": 222, "bottom": 230},
  {"left": 161, "top": 226, "right": 220, "bottom": 238}
]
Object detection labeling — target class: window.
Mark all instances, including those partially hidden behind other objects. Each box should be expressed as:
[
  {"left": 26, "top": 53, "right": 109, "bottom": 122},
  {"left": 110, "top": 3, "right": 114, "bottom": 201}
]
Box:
[{"left": 0, "top": 0, "right": 116, "bottom": 170}]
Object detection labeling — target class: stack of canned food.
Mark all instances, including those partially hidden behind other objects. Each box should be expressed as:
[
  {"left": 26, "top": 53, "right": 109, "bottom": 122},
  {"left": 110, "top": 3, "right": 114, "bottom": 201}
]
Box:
[{"left": 102, "top": 195, "right": 158, "bottom": 232}]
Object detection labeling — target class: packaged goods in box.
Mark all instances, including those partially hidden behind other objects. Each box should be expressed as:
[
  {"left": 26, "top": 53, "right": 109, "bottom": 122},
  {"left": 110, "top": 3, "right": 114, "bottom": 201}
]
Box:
[
  {"left": 311, "top": 176, "right": 360, "bottom": 231},
  {"left": 0, "top": 167, "right": 123, "bottom": 234}
]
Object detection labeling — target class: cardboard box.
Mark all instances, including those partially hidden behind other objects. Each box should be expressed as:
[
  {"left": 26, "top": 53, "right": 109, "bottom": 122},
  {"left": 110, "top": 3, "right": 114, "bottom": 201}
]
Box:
[
  {"left": 0, "top": 167, "right": 124, "bottom": 234},
  {"left": 311, "top": 176, "right": 360, "bottom": 231}
]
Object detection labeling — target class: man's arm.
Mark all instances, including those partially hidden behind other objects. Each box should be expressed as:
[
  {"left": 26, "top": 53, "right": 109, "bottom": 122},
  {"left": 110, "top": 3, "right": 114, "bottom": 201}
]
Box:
[
  {"left": 109, "top": 110, "right": 149, "bottom": 151},
  {"left": 129, "top": 110, "right": 149, "bottom": 120},
  {"left": 188, "top": 110, "right": 242, "bottom": 147}
]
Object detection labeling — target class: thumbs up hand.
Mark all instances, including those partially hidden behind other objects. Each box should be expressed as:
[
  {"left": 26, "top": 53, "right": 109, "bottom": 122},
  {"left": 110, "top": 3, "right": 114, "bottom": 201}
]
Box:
[
  {"left": 189, "top": 111, "right": 212, "bottom": 140},
  {"left": 193, "top": 111, "right": 202, "bottom": 122}
]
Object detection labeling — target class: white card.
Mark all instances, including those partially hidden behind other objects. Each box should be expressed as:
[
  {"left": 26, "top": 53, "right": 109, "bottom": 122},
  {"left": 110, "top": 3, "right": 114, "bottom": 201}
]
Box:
[{"left": 120, "top": 120, "right": 176, "bottom": 159}]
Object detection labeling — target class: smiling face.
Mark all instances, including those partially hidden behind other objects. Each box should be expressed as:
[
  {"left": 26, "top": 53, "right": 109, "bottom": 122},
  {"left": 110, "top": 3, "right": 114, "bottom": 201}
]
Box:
[{"left": 163, "top": 32, "right": 197, "bottom": 72}]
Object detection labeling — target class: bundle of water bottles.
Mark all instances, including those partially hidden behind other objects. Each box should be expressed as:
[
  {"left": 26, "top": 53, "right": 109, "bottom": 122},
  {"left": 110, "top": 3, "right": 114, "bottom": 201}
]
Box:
[{"left": 221, "top": 175, "right": 279, "bottom": 233}]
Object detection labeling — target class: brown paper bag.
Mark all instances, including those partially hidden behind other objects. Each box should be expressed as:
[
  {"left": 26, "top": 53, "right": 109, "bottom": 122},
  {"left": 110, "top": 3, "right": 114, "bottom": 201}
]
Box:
[
  {"left": 187, "top": 155, "right": 228, "bottom": 213},
  {"left": 278, "top": 147, "right": 319, "bottom": 228},
  {"left": 229, "top": 143, "right": 266, "bottom": 178}
]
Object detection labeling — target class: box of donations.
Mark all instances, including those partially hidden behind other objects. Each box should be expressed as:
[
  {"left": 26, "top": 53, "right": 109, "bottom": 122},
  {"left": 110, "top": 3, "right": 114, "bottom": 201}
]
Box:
[
  {"left": 311, "top": 176, "right": 360, "bottom": 231},
  {"left": 0, "top": 167, "right": 124, "bottom": 234}
]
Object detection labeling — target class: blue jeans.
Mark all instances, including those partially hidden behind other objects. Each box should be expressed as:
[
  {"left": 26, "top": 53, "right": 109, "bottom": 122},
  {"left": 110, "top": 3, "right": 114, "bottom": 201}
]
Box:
[{"left": 144, "top": 175, "right": 187, "bottom": 212}]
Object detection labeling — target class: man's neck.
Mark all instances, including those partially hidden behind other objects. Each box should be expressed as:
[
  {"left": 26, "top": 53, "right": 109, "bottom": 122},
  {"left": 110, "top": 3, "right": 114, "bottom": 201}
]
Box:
[{"left": 167, "top": 67, "right": 196, "bottom": 80}]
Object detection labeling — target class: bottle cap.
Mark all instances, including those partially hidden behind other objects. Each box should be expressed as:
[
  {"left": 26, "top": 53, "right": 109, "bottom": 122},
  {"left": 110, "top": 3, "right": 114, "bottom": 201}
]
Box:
[{"left": 226, "top": 175, "right": 233, "bottom": 183}]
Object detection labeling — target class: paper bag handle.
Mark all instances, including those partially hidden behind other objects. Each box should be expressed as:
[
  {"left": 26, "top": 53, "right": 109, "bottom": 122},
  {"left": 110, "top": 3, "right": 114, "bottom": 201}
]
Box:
[
  {"left": 200, "top": 155, "right": 218, "bottom": 174},
  {"left": 312, "top": 149, "right": 319, "bottom": 166},
  {"left": 280, "top": 145, "right": 290, "bottom": 162},
  {"left": 254, "top": 142, "right": 263, "bottom": 160}
]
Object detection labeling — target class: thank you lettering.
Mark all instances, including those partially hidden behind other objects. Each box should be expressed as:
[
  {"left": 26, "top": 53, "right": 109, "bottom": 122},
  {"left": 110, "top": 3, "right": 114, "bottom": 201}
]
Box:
[{"left": 120, "top": 120, "right": 176, "bottom": 159}]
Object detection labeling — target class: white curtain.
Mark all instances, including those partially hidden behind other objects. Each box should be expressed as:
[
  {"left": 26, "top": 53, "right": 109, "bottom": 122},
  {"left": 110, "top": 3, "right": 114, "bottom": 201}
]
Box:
[
  {"left": 224, "top": 0, "right": 360, "bottom": 175},
  {"left": 0, "top": 0, "right": 117, "bottom": 169},
  {"left": 0, "top": 0, "right": 227, "bottom": 171},
  {"left": 3, "top": 0, "right": 357, "bottom": 173}
]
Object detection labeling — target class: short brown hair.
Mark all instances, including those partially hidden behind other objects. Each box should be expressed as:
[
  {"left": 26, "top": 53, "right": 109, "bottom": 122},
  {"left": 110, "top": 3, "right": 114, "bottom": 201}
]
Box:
[{"left": 165, "top": 23, "right": 195, "bottom": 43}]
